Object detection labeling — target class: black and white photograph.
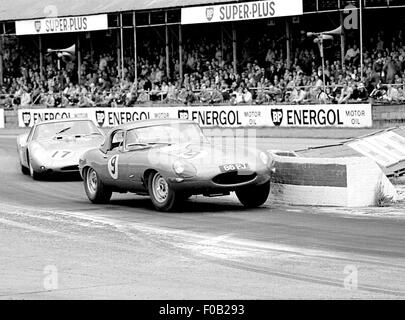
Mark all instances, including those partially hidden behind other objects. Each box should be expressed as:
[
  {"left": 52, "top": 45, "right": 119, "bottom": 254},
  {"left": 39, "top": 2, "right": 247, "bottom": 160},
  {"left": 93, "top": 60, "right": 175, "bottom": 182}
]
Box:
[{"left": 0, "top": 0, "right": 404, "bottom": 307}]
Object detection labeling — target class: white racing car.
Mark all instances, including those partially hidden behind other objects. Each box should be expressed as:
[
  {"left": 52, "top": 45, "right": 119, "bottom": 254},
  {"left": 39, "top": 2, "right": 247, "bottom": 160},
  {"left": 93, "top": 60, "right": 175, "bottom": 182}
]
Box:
[{"left": 17, "top": 118, "right": 105, "bottom": 180}]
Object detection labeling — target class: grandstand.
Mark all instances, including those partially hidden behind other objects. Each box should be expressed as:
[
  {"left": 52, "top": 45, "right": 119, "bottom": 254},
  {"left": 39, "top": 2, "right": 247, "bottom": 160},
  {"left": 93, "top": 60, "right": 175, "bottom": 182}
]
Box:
[{"left": 1, "top": 0, "right": 405, "bottom": 109}]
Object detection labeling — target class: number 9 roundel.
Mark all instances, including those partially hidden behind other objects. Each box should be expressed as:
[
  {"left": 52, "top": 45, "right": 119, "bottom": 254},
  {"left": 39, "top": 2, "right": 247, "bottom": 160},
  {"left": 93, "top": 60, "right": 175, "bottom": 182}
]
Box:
[{"left": 108, "top": 155, "right": 119, "bottom": 179}]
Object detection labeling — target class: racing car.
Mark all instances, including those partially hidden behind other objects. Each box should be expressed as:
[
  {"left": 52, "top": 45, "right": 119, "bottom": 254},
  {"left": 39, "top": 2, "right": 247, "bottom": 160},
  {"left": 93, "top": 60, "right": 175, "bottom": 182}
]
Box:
[
  {"left": 17, "top": 118, "right": 105, "bottom": 180},
  {"left": 79, "top": 119, "right": 273, "bottom": 211}
]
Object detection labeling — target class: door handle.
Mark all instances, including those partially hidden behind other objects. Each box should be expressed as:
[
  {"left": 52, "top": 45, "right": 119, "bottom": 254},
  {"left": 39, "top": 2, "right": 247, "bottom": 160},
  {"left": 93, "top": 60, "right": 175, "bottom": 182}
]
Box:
[{"left": 103, "top": 155, "right": 108, "bottom": 159}]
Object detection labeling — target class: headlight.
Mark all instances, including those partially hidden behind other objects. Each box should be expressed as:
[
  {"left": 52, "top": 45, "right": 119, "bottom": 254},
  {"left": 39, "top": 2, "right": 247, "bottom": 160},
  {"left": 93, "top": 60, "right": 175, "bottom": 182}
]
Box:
[
  {"left": 173, "top": 160, "right": 185, "bottom": 175},
  {"left": 259, "top": 152, "right": 269, "bottom": 165},
  {"left": 172, "top": 160, "right": 196, "bottom": 178}
]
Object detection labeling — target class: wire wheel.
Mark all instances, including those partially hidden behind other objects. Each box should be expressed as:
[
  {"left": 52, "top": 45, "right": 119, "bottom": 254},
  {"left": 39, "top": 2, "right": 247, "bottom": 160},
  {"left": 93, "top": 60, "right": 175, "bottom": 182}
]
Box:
[
  {"left": 152, "top": 173, "right": 169, "bottom": 203},
  {"left": 86, "top": 168, "right": 98, "bottom": 197},
  {"left": 84, "top": 167, "right": 112, "bottom": 204},
  {"left": 148, "top": 171, "right": 180, "bottom": 211}
]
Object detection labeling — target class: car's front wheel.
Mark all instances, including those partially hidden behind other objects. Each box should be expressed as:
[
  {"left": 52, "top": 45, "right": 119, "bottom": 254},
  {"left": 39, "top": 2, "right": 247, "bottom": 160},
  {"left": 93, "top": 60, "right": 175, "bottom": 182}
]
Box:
[
  {"left": 21, "top": 163, "right": 29, "bottom": 175},
  {"left": 28, "top": 157, "right": 42, "bottom": 180},
  {"left": 84, "top": 167, "right": 112, "bottom": 204},
  {"left": 148, "top": 171, "right": 180, "bottom": 211},
  {"left": 236, "top": 181, "right": 270, "bottom": 208}
]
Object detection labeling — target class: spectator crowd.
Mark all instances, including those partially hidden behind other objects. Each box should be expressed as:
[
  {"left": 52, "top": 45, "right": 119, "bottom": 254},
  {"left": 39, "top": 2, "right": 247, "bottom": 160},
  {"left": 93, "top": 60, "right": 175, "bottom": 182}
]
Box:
[{"left": 1, "top": 28, "right": 405, "bottom": 109}]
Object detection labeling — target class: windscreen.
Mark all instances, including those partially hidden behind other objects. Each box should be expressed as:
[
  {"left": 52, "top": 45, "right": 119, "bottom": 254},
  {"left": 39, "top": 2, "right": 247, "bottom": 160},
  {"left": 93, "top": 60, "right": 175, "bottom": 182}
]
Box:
[
  {"left": 32, "top": 120, "right": 100, "bottom": 141},
  {"left": 126, "top": 123, "right": 207, "bottom": 149}
]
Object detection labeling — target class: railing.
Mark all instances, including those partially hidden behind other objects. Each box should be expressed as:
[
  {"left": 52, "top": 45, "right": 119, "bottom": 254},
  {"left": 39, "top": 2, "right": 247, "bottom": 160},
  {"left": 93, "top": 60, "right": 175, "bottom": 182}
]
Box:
[
  {"left": 0, "top": 94, "right": 16, "bottom": 109},
  {"left": 2, "top": 83, "right": 405, "bottom": 109}
]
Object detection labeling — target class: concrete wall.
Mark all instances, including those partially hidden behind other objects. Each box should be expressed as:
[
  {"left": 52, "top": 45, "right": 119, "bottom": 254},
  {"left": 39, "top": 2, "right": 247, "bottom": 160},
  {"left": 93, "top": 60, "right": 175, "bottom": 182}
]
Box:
[
  {"left": 372, "top": 104, "right": 405, "bottom": 128},
  {"left": 268, "top": 153, "right": 398, "bottom": 207},
  {"left": 4, "top": 110, "right": 17, "bottom": 128}
]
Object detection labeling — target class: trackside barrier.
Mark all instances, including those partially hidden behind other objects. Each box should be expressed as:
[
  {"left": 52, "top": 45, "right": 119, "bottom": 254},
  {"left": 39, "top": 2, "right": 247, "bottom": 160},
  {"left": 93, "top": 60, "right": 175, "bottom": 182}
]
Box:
[
  {"left": 17, "top": 104, "right": 372, "bottom": 128},
  {"left": 268, "top": 152, "right": 398, "bottom": 207},
  {"left": 0, "top": 109, "right": 4, "bottom": 128},
  {"left": 297, "top": 126, "right": 405, "bottom": 178}
]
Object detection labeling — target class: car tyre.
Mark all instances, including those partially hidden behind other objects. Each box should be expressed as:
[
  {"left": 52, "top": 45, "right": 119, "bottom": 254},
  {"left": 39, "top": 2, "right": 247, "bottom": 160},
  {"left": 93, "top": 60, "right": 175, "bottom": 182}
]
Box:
[
  {"left": 21, "top": 163, "right": 30, "bottom": 175},
  {"left": 84, "top": 167, "right": 112, "bottom": 204},
  {"left": 236, "top": 181, "right": 270, "bottom": 208},
  {"left": 148, "top": 171, "right": 180, "bottom": 212}
]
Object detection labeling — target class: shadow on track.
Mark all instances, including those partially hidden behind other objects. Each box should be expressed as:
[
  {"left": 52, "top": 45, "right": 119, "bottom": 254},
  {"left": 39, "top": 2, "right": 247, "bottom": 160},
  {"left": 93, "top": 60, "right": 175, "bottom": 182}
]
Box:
[
  {"left": 108, "top": 196, "right": 264, "bottom": 214},
  {"left": 34, "top": 172, "right": 83, "bottom": 182}
]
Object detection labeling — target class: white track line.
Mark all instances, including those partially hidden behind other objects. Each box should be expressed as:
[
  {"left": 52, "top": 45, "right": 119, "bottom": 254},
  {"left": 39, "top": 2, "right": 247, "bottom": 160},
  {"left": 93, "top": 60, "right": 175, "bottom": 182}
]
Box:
[{"left": 0, "top": 217, "right": 66, "bottom": 237}]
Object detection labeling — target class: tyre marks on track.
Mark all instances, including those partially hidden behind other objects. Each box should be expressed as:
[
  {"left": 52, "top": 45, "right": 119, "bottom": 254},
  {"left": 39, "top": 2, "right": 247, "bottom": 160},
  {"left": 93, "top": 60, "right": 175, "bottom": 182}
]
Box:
[{"left": 2, "top": 203, "right": 402, "bottom": 298}]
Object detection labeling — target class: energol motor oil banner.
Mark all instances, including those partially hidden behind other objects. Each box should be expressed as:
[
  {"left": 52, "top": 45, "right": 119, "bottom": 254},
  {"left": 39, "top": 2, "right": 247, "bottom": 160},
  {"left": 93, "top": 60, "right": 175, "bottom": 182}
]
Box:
[{"left": 18, "top": 104, "right": 372, "bottom": 128}]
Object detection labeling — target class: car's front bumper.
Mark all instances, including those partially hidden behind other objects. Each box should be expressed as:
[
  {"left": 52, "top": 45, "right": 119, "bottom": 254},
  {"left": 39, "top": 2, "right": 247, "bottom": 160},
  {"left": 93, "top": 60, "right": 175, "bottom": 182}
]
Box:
[
  {"left": 166, "top": 170, "right": 271, "bottom": 195},
  {"left": 31, "top": 158, "right": 80, "bottom": 174}
]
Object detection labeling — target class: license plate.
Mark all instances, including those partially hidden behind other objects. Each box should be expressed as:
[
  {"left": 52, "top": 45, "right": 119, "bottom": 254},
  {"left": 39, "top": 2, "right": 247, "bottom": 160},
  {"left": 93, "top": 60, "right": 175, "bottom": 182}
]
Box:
[{"left": 219, "top": 163, "right": 249, "bottom": 172}]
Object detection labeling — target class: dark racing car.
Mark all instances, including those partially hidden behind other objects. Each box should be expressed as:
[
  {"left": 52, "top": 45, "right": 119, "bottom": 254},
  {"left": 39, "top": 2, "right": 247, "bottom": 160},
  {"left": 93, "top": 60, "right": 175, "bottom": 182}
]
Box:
[{"left": 79, "top": 119, "right": 273, "bottom": 211}]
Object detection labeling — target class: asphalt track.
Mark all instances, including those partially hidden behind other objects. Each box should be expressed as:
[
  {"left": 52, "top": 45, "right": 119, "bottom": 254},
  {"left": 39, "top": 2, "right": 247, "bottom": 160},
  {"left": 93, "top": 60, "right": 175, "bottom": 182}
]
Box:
[{"left": 0, "top": 134, "right": 404, "bottom": 299}]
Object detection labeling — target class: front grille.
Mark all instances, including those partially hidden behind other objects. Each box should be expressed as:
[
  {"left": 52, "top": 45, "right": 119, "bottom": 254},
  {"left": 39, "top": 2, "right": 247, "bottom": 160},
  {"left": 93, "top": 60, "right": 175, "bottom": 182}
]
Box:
[
  {"left": 213, "top": 172, "right": 257, "bottom": 185},
  {"left": 60, "top": 165, "right": 79, "bottom": 171}
]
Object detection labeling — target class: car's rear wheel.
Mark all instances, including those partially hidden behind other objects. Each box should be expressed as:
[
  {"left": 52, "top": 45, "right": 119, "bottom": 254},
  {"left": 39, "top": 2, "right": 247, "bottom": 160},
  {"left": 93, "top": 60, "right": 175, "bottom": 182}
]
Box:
[
  {"left": 84, "top": 167, "right": 112, "bottom": 204},
  {"left": 148, "top": 171, "right": 180, "bottom": 211},
  {"left": 236, "top": 181, "right": 270, "bottom": 208}
]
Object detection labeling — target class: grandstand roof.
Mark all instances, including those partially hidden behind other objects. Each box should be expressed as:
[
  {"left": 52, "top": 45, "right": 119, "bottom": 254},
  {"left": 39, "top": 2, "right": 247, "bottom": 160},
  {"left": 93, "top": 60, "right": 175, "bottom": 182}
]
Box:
[{"left": 0, "top": 0, "right": 239, "bottom": 22}]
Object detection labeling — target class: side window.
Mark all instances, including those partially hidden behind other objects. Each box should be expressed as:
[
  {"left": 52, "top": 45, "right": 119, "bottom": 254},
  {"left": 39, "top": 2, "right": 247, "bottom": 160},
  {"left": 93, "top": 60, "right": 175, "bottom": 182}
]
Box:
[
  {"left": 111, "top": 131, "right": 125, "bottom": 151},
  {"left": 125, "top": 129, "right": 139, "bottom": 149}
]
